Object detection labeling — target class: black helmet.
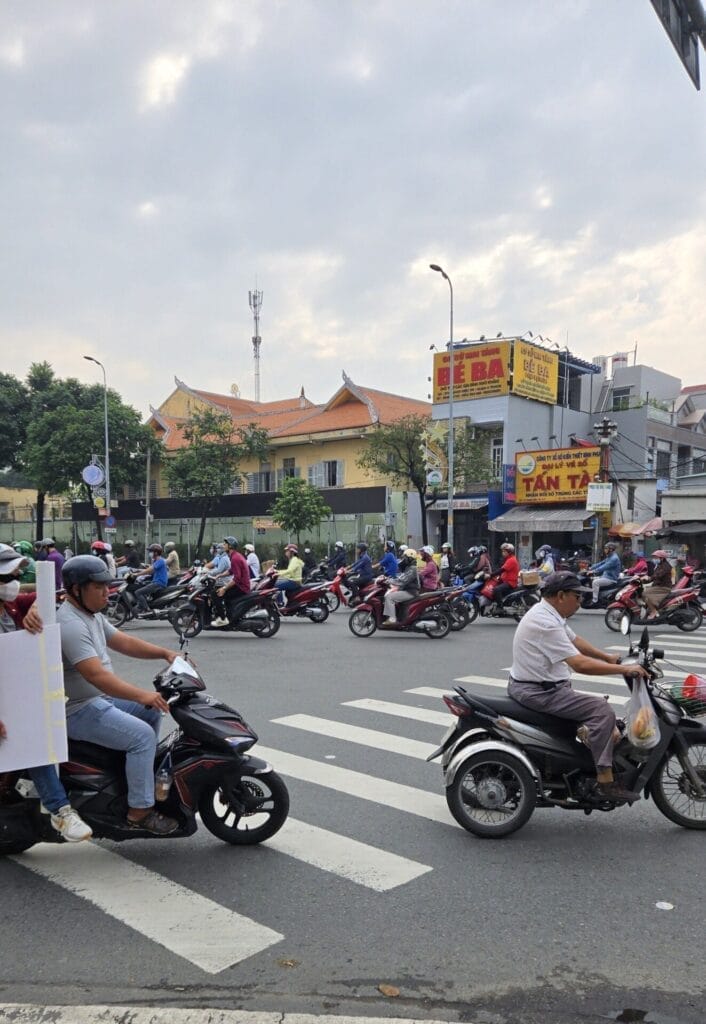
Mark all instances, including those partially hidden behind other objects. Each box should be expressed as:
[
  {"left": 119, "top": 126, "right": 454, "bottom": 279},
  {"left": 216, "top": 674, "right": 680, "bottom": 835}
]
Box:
[
  {"left": 385, "top": 540, "right": 396, "bottom": 550},
  {"left": 357, "top": 542, "right": 368, "bottom": 551},
  {"left": 223, "top": 536, "right": 238, "bottom": 548},
  {"left": 148, "top": 543, "right": 163, "bottom": 554},
  {"left": 62, "top": 555, "right": 113, "bottom": 589}
]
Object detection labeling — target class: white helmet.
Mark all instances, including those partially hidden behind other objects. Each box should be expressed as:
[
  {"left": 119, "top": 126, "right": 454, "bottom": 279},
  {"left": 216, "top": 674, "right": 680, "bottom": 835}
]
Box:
[
  {"left": 245, "top": 543, "right": 255, "bottom": 552},
  {"left": 501, "top": 542, "right": 515, "bottom": 553},
  {"left": 164, "top": 542, "right": 176, "bottom": 552},
  {"left": 335, "top": 541, "right": 344, "bottom": 548}
]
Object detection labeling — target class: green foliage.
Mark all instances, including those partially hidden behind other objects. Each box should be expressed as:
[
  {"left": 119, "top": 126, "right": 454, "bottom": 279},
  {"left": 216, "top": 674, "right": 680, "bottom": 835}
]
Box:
[
  {"left": 357, "top": 414, "right": 430, "bottom": 494},
  {"left": 268, "top": 477, "right": 332, "bottom": 545},
  {"left": 0, "top": 372, "right": 30, "bottom": 470},
  {"left": 454, "top": 424, "right": 496, "bottom": 489}
]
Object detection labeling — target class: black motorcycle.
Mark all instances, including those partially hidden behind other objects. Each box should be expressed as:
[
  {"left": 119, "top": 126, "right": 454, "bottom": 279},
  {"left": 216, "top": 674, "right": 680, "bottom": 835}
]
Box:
[
  {"left": 461, "top": 578, "right": 540, "bottom": 623},
  {"left": 0, "top": 650, "right": 289, "bottom": 855},
  {"left": 169, "top": 574, "right": 280, "bottom": 639},
  {"left": 106, "top": 569, "right": 198, "bottom": 627},
  {"left": 576, "top": 570, "right": 630, "bottom": 610},
  {"left": 428, "top": 624, "right": 706, "bottom": 837}
]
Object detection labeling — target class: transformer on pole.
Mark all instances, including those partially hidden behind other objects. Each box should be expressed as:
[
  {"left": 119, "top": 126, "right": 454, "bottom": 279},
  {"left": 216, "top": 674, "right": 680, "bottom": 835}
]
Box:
[{"left": 249, "top": 288, "right": 263, "bottom": 402}]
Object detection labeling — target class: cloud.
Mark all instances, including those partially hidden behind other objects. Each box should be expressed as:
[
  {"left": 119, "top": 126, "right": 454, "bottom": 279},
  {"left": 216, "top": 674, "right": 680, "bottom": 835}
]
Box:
[
  {"left": 135, "top": 200, "right": 159, "bottom": 220},
  {"left": 0, "top": 37, "right": 25, "bottom": 68},
  {"left": 139, "top": 52, "right": 191, "bottom": 111}
]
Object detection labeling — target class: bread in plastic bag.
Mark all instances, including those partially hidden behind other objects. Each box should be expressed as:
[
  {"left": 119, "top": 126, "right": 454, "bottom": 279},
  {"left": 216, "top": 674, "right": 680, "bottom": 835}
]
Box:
[{"left": 625, "top": 677, "right": 660, "bottom": 750}]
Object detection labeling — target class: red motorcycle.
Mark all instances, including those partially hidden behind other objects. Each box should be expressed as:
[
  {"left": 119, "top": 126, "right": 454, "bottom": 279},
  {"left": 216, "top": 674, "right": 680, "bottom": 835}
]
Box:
[
  {"left": 254, "top": 569, "right": 331, "bottom": 623},
  {"left": 324, "top": 567, "right": 376, "bottom": 612},
  {"left": 605, "top": 576, "right": 703, "bottom": 632},
  {"left": 348, "top": 577, "right": 452, "bottom": 638}
]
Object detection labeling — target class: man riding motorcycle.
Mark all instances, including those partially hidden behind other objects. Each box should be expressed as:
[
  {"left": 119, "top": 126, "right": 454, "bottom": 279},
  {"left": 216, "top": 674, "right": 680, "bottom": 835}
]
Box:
[
  {"left": 57, "top": 555, "right": 180, "bottom": 834},
  {"left": 382, "top": 548, "right": 420, "bottom": 626},
  {"left": 508, "top": 570, "right": 649, "bottom": 804},
  {"left": 485, "top": 542, "right": 519, "bottom": 605}
]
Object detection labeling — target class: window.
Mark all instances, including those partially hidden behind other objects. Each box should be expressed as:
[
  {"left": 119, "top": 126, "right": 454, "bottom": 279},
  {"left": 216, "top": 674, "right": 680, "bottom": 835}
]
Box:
[
  {"left": 247, "top": 464, "right": 276, "bottom": 493},
  {"left": 0, "top": 502, "right": 9, "bottom": 521},
  {"left": 656, "top": 451, "right": 671, "bottom": 478},
  {"left": 276, "top": 462, "right": 301, "bottom": 488},
  {"left": 308, "top": 460, "right": 345, "bottom": 488},
  {"left": 491, "top": 438, "right": 503, "bottom": 480},
  {"left": 612, "top": 387, "right": 631, "bottom": 411},
  {"left": 627, "top": 485, "right": 635, "bottom": 512},
  {"left": 693, "top": 456, "right": 706, "bottom": 474}
]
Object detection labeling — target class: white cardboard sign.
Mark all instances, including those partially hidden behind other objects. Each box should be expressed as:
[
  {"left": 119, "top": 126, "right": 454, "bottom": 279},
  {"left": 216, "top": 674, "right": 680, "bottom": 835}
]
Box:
[{"left": 0, "top": 623, "right": 68, "bottom": 770}]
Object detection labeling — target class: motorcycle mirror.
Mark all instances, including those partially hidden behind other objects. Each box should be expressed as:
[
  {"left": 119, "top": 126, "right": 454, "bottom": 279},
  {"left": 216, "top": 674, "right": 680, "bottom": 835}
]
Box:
[{"left": 619, "top": 614, "right": 631, "bottom": 637}]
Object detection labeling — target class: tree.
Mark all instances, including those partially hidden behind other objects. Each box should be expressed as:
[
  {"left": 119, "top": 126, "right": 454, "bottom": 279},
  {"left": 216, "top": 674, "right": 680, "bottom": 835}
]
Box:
[
  {"left": 454, "top": 423, "right": 496, "bottom": 491},
  {"left": 164, "top": 407, "right": 270, "bottom": 555},
  {"left": 0, "top": 373, "right": 30, "bottom": 471},
  {"left": 268, "top": 477, "right": 332, "bottom": 546}
]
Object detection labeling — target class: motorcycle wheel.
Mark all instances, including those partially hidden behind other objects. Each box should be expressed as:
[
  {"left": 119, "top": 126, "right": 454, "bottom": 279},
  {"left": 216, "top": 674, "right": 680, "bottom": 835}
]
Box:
[
  {"left": 325, "top": 591, "right": 340, "bottom": 612},
  {"left": 464, "top": 600, "right": 479, "bottom": 624},
  {"left": 651, "top": 742, "right": 706, "bottom": 829},
  {"left": 170, "top": 603, "right": 203, "bottom": 638},
  {"left": 349, "top": 609, "right": 377, "bottom": 637},
  {"left": 105, "top": 598, "right": 129, "bottom": 628},
  {"left": 676, "top": 606, "right": 703, "bottom": 632},
  {"left": 449, "top": 597, "right": 470, "bottom": 631},
  {"left": 252, "top": 609, "right": 280, "bottom": 638},
  {"left": 605, "top": 607, "right": 628, "bottom": 632},
  {"left": 310, "top": 598, "right": 330, "bottom": 624},
  {"left": 199, "top": 771, "right": 289, "bottom": 845},
  {"left": 426, "top": 609, "right": 451, "bottom": 639},
  {"left": 446, "top": 750, "right": 536, "bottom": 838},
  {"left": 512, "top": 594, "right": 538, "bottom": 623}
]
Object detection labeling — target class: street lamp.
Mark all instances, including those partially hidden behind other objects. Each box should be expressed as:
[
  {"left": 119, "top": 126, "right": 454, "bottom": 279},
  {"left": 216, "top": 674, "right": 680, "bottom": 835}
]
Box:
[
  {"left": 429, "top": 263, "right": 455, "bottom": 551},
  {"left": 83, "top": 355, "right": 110, "bottom": 516}
]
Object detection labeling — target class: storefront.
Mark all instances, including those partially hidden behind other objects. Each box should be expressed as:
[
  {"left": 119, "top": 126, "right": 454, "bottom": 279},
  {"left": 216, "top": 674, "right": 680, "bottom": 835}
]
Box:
[{"left": 488, "top": 505, "right": 594, "bottom": 567}]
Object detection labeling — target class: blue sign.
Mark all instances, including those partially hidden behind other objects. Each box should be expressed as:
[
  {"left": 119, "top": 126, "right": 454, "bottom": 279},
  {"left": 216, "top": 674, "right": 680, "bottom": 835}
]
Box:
[
  {"left": 502, "top": 464, "right": 516, "bottom": 504},
  {"left": 105, "top": 515, "right": 116, "bottom": 528}
]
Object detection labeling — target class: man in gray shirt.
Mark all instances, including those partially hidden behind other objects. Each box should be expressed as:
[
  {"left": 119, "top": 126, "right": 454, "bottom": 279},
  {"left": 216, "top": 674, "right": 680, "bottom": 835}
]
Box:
[
  {"left": 58, "top": 555, "right": 179, "bottom": 835},
  {"left": 509, "top": 571, "right": 648, "bottom": 805}
]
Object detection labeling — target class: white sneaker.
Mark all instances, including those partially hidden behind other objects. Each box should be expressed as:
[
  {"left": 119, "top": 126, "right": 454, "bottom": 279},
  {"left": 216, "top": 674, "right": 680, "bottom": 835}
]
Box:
[
  {"left": 211, "top": 617, "right": 228, "bottom": 628},
  {"left": 50, "top": 805, "right": 92, "bottom": 843}
]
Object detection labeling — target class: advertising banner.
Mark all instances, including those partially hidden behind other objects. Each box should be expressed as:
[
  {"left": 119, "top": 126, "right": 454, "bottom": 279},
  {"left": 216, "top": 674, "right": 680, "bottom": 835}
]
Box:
[
  {"left": 515, "top": 446, "right": 601, "bottom": 504},
  {"left": 433, "top": 341, "right": 510, "bottom": 402},
  {"left": 511, "top": 340, "right": 559, "bottom": 404},
  {"left": 586, "top": 482, "right": 613, "bottom": 512}
]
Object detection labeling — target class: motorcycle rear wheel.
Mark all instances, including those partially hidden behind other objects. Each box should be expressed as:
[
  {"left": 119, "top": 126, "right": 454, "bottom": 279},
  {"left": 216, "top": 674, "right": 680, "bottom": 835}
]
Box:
[
  {"left": 605, "top": 607, "right": 628, "bottom": 632},
  {"left": 349, "top": 609, "right": 377, "bottom": 637},
  {"left": 310, "top": 598, "right": 330, "bottom": 623},
  {"left": 676, "top": 606, "right": 703, "bottom": 632},
  {"left": 651, "top": 742, "right": 706, "bottom": 829},
  {"left": 446, "top": 750, "right": 536, "bottom": 838},
  {"left": 170, "top": 603, "right": 203, "bottom": 638},
  {"left": 512, "top": 593, "right": 539, "bottom": 623},
  {"left": 426, "top": 609, "right": 451, "bottom": 638},
  {"left": 251, "top": 609, "right": 280, "bottom": 638},
  {"left": 106, "top": 598, "right": 129, "bottom": 628},
  {"left": 199, "top": 772, "right": 289, "bottom": 844}
]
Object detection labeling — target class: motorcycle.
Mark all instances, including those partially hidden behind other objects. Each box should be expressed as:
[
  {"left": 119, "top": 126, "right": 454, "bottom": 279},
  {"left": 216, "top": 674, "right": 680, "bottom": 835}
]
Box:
[
  {"left": 106, "top": 567, "right": 201, "bottom": 627},
  {"left": 348, "top": 577, "right": 452, "bottom": 638},
  {"left": 462, "top": 576, "right": 540, "bottom": 622},
  {"left": 169, "top": 574, "right": 280, "bottom": 639},
  {"left": 324, "top": 566, "right": 377, "bottom": 612},
  {"left": 576, "top": 570, "right": 630, "bottom": 610},
  {"left": 254, "top": 569, "right": 331, "bottom": 623},
  {"left": 605, "top": 577, "right": 703, "bottom": 633},
  {"left": 427, "top": 622, "right": 706, "bottom": 837},
  {"left": 0, "top": 648, "right": 289, "bottom": 855}
]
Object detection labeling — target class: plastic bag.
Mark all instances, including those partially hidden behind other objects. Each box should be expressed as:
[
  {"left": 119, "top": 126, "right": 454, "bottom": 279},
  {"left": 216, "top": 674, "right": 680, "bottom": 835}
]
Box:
[{"left": 625, "top": 677, "right": 660, "bottom": 750}]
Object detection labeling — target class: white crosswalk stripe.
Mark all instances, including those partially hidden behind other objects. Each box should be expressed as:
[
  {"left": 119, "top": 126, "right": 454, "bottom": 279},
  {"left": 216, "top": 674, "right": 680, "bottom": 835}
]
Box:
[
  {"left": 409, "top": 678, "right": 630, "bottom": 706},
  {"left": 272, "top": 713, "right": 438, "bottom": 759},
  {"left": 342, "top": 697, "right": 450, "bottom": 726}
]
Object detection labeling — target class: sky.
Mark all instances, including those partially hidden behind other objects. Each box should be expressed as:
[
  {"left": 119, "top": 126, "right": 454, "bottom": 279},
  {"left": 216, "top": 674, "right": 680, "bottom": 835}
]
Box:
[{"left": 3, "top": 1, "right": 706, "bottom": 418}]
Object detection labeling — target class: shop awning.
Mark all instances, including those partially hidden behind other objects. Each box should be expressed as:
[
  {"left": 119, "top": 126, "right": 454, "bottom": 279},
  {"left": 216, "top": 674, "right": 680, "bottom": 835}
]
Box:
[
  {"left": 660, "top": 521, "right": 706, "bottom": 535},
  {"left": 608, "top": 517, "right": 663, "bottom": 538},
  {"left": 488, "top": 506, "right": 593, "bottom": 533}
]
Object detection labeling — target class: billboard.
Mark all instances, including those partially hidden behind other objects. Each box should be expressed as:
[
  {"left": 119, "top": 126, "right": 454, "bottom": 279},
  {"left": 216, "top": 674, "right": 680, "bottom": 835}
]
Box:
[
  {"left": 515, "top": 446, "right": 601, "bottom": 505},
  {"left": 511, "top": 340, "right": 559, "bottom": 404},
  {"left": 432, "top": 341, "right": 510, "bottom": 402}
]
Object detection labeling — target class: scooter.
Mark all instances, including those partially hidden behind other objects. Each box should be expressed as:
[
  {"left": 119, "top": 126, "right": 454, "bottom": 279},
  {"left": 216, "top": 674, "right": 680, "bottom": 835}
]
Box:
[
  {"left": 463, "top": 576, "right": 540, "bottom": 622},
  {"left": 605, "top": 577, "right": 703, "bottom": 632},
  {"left": 0, "top": 649, "right": 289, "bottom": 855},
  {"left": 348, "top": 577, "right": 452, "bottom": 638},
  {"left": 254, "top": 569, "right": 331, "bottom": 623},
  {"left": 576, "top": 570, "right": 630, "bottom": 610},
  {"left": 323, "top": 567, "right": 377, "bottom": 612},
  {"left": 169, "top": 574, "right": 280, "bottom": 639},
  {"left": 427, "top": 622, "right": 706, "bottom": 837},
  {"left": 106, "top": 567, "right": 201, "bottom": 627}
]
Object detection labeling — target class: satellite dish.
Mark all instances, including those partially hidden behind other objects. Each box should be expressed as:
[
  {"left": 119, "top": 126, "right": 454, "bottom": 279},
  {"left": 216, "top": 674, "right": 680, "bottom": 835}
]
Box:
[{"left": 230, "top": 383, "right": 241, "bottom": 397}]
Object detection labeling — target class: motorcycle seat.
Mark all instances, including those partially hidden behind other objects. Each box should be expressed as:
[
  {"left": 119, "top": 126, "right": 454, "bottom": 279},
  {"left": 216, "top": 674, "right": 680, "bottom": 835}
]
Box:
[
  {"left": 66, "top": 739, "right": 126, "bottom": 770},
  {"left": 463, "top": 691, "right": 582, "bottom": 735}
]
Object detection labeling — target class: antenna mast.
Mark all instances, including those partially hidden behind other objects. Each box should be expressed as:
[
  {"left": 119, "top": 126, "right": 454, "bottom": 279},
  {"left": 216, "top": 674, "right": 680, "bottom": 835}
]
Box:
[{"left": 249, "top": 288, "right": 263, "bottom": 402}]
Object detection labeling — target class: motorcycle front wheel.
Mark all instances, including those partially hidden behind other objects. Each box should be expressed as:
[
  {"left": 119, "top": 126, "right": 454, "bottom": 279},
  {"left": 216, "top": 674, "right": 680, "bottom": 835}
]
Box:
[
  {"left": 651, "top": 742, "right": 706, "bottom": 829},
  {"left": 170, "top": 602, "right": 203, "bottom": 638},
  {"left": 251, "top": 609, "right": 280, "bottom": 638},
  {"left": 426, "top": 609, "right": 451, "bottom": 639},
  {"left": 446, "top": 750, "right": 537, "bottom": 838},
  {"left": 605, "top": 606, "right": 629, "bottom": 632},
  {"left": 199, "top": 772, "right": 289, "bottom": 845},
  {"left": 105, "top": 597, "right": 129, "bottom": 628},
  {"left": 449, "top": 597, "right": 470, "bottom": 631},
  {"left": 325, "top": 591, "right": 341, "bottom": 612},
  {"left": 349, "top": 609, "right": 377, "bottom": 637},
  {"left": 676, "top": 606, "right": 703, "bottom": 632}
]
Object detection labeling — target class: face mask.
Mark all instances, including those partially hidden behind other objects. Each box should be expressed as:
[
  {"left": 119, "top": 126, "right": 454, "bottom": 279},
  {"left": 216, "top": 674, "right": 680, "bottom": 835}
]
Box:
[{"left": 0, "top": 579, "right": 20, "bottom": 602}]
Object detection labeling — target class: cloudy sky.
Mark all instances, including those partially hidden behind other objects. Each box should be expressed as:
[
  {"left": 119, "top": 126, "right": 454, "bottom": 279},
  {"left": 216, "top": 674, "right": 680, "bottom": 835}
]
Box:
[{"left": 3, "top": 1, "right": 706, "bottom": 417}]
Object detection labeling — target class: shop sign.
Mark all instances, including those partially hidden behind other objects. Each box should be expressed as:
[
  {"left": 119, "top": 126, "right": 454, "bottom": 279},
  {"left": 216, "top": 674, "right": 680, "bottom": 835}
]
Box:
[
  {"left": 502, "top": 463, "right": 516, "bottom": 503},
  {"left": 432, "top": 341, "right": 510, "bottom": 402},
  {"left": 252, "top": 518, "right": 275, "bottom": 529},
  {"left": 515, "top": 446, "right": 601, "bottom": 504},
  {"left": 586, "top": 482, "right": 613, "bottom": 512},
  {"left": 511, "top": 340, "right": 559, "bottom": 404}
]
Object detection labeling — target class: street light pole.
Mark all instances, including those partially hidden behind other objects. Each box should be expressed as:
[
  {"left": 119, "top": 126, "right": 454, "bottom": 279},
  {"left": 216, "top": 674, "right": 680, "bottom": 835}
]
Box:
[
  {"left": 430, "top": 264, "right": 454, "bottom": 551},
  {"left": 83, "top": 355, "right": 110, "bottom": 516}
]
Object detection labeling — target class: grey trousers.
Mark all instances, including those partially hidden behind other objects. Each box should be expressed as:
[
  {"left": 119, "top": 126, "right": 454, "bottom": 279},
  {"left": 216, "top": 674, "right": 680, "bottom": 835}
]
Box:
[
  {"left": 383, "top": 590, "right": 415, "bottom": 622},
  {"left": 508, "top": 678, "right": 616, "bottom": 769}
]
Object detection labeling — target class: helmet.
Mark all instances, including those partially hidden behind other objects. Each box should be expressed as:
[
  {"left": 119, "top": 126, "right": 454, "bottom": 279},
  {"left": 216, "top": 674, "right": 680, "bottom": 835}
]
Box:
[
  {"left": 148, "top": 543, "right": 163, "bottom": 554},
  {"left": 501, "top": 542, "right": 515, "bottom": 553},
  {"left": 41, "top": 537, "right": 55, "bottom": 547},
  {"left": 421, "top": 545, "right": 434, "bottom": 556},
  {"left": 0, "top": 543, "right": 27, "bottom": 576},
  {"left": 62, "top": 555, "right": 113, "bottom": 589},
  {"left": 357, "top": 542, "right": 368, "bottom": 551},
  {"left": 164, "top": 542, "right": 176, "bottom": 552},
  {"left": 13, "top": 541, "right": 34, "bottom": 557},
  {"left": 285, "top": 543, "right": 298, "bottom": 554},
  {"left": 442, "top": 542, "right": 451, "bottom": 550},
  {"left": 385, "top": 540, "right": 396, "bottom": 550},
  {"left": 604, "top": 541, "right": 617, "bottom": 551},
  {"left": 223, "top": 536, "right": 238, "bottom": 548},
  {"left": 478, "top": 545, "right": 488, "bottom": 554},
  {"left": 91, "top": 541, "right": 109, "bottom": 553},
  {"left": 405, "top": 548, "right": 418, "bottom": 560},
  {"left": 245, "top": 543, "right": 255, "bottom": 552},
  {"left": 215, "top": 543, "right": 225, "bottom": 552},
  {"left": 124, "top": 540, "right": 135, "bottom": 547},
  {"left": 335, "top": 541, "right": 344, "bottom": 549},
  {"left": 652, "top": 549, "right": 669, "bottom": 559},
  {"left": 468, "top": 546, "right": 479, "bottom": 556}
]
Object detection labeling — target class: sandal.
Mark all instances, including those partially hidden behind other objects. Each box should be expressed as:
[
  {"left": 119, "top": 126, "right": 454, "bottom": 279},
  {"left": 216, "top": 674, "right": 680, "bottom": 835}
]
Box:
[{"left": 126, "top": 809, "right": 179, "bottom": 835}]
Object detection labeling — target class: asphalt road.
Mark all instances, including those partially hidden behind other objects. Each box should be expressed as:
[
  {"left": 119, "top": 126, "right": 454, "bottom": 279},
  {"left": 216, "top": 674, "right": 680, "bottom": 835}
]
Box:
[{"left": 2, "top": 605, "right": 705, "bottom": 1024}]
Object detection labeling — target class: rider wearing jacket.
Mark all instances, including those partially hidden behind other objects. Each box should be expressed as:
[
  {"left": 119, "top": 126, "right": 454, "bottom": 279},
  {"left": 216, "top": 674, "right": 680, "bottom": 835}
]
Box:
[
  {"left": 377, "top": 541, "right": 399, "bottom": 577},
  {"left": 327, "top": 542, "right": 347, "bottom": 573},
  {"left": 644, "top": 550, "right": 673, "bottom": 618},
  {"left": 349, "top": 543, "right": 374, "bottom": 585},
  {"left": 492, "top": 543, "right": 520, "bottom": 603},
  {"left": 382, "top": 549, "right": 420, "bottom": 626},
  {"left": 419, "top": 546, "right": 440, "bottom": 590}
]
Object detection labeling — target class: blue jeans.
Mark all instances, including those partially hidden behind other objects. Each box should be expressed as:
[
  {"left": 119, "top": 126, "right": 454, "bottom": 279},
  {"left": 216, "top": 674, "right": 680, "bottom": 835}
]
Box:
[
  {"left": 275, "top": 579, "right": 300, "bottom": 605},
  {"left": 66, "top": 698, "right": 161, "bottom": 809},
  {"left": 28, "top": 764, "right": 68, "bottom": 814},
  {"left": 462, "top": 580, "right": 484, "bottom": 601}
]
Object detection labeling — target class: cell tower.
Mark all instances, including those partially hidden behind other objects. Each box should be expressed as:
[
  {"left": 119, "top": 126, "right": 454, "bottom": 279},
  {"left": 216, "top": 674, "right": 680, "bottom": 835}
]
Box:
[{"left": 249, "top": 288, "right": 263, "bottom": 402}]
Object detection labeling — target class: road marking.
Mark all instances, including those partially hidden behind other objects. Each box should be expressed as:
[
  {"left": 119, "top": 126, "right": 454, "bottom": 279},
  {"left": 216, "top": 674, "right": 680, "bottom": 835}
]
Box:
[
  {"left": 343, "top": 697, "right": 451, "bottom": 726},
  {"left": 256, "top": 746, "right": 452, "bottom": 825},
  {"left": 272, "top": 713, "right": 437, "bottom": 759},
  {"left": 408, "top": 680, "right": 629, "bottom": 706},
  {"left": 268, "top": 817, "right": 431, "bottom": 890},
  {"left": 0, "top": 1007, "right": 457, "bottom": 1024},
  {"left": 11, "top": 843, "right": 282, "bottom": 973}
]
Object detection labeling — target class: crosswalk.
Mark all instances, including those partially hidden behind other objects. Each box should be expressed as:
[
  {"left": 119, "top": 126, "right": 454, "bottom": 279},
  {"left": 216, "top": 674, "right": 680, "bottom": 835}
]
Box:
[{"left": 9, "top": 629, "right": 706, "bottom": 974}]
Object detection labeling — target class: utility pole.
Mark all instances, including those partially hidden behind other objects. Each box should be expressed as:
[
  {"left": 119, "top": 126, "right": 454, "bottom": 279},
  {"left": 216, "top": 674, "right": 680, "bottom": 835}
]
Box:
[
  {"left": 592, "top": 416, "right": 618, "bottom": 561},
  {"left": 249, "top": 288, "right": 263, "bottom": 402}
]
